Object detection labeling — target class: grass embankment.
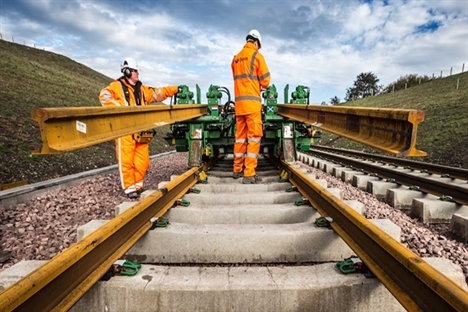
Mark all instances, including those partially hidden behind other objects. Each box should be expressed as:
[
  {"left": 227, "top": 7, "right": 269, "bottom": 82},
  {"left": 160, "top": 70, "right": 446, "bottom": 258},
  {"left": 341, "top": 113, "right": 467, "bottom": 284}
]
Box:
[
  {"left": 0, "top": 40, "right": 173, "bottom": 185},
  {"left": 323, "top": 71, "right": 468, "bottom": 167}
]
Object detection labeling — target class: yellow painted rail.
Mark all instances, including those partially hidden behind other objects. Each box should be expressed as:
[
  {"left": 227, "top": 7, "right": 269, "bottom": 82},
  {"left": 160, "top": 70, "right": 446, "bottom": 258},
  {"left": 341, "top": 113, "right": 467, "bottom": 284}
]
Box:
[
  {"left": 0, "top": 167, "right": 200, "bottom": 311},
  {"left": 284, "top": 161, "right": 468, "bottom": 311},
  {"left": 276, "top": 104, "right": 426, "bottom": 157},
  {"left": 31, "top": 104, "right": 209, "bottom": 154}
]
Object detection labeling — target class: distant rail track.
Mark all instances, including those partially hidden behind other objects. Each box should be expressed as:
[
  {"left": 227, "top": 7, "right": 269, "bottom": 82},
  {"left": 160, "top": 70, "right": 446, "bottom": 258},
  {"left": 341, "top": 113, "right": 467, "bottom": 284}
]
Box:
[{"left": 305, "top": 145, "right": 468, "bottom": 206}]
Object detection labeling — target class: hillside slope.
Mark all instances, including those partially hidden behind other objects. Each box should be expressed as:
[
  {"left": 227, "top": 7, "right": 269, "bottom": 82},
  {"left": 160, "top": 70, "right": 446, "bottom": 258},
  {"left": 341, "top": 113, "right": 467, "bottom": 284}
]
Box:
[
  {"left": 327, "top": 70, "right": 468, "bottom": 167},
  {"left": 0, "top": 40, "right": 174, "bottom": 186}
]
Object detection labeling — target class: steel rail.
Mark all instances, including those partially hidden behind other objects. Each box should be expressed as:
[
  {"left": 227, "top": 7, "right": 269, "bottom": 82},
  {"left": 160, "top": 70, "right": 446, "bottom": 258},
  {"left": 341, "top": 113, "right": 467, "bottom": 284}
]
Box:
[
  {"left": 0, "top": 167, "right": 200, "bottom": 312},
  {"left": 304, "top": 148, "right": 468, "bottom": 206},
  {"left": 31, "top": 104, "right": 209, "bottom": 154},
  {"left": 275, "top": 104, "right": 426, "bottom": 157},
  {"left": 283, "top": 161, "right": 468, "bottom": 311},
  {"left": 310, "top": 145, "right": 468, "bottom": 180}
]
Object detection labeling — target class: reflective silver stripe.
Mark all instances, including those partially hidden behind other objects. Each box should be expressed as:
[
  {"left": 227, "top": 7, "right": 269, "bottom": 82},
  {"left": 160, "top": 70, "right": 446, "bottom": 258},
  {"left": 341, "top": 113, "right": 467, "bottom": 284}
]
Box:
[
  {"left": 233, "top": 74, "right": 259, "bottom": 82},
  {"left": 235, "top": 138, "right": 247, "bottom": 143},
  {"left": 100, "top": 89, "right": 121, "bottom": 106},
  {"left": 233, "top": 73, "right": 250, "bottom": 80},
  {"left": 246, "top": 152, "right": 258, "bottom": 158},
  {"left": 248, "top": 137, "right": 262, "bottom": 143},
  {"left": 235, "top": 95, "right": 261, "bottom": 102},
  {"left": 259, "top": 72, "right": 271, "bottom": 81},
  {"left": 250, "top": 51, "right": 257, "bottom": 77},
  {"left": 234, "top": 152, "right": 245, "bottom": 157},
  {"left": 99, "top": 90, "right": 114, "bottom": 104}
]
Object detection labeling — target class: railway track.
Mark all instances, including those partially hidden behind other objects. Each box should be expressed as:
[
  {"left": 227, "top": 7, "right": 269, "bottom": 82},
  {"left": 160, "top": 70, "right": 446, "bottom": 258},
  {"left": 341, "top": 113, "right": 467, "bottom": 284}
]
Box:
[
  {"left": 1, "top": 154, "right": 468, "bottom": 311},
  {"left": 302, "top": 146, "right": 468, "bottom": 231}
]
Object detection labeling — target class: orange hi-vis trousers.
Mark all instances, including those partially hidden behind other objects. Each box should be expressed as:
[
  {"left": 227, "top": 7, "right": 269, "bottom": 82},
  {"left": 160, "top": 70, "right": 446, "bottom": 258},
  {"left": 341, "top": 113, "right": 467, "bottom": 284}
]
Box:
[
  {"left": 116, "top": 135, "right": 150, "bottom": 195},
  {"left": 233, "top": 111, "right": 263, "bottom": 177}
]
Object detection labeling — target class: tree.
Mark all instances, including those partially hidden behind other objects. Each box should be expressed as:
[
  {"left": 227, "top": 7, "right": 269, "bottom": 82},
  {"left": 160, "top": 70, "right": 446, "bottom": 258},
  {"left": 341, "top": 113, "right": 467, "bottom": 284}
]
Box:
[
  {"left": 330, "top": 96, "right": 340, "bottom": 105},
  {"left": 345, "top": 72, "right": 383, "bottom": 101},
  {"left": 382, "top": 74, "right": 432, "bottom": 93}
]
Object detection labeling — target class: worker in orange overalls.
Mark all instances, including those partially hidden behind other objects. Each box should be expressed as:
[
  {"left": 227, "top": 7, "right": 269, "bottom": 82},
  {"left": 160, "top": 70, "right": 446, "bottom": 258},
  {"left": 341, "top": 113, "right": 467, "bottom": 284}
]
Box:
[
  {"left": 99, "top": 57, "right": 179, "bottom": 198},
  {"left": 231, "top": 29, "right": 271, "bottom": 184}
]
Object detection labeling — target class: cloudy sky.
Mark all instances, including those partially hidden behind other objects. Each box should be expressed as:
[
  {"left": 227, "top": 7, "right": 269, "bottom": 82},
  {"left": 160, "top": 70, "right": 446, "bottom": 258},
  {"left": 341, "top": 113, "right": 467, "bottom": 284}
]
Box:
[{"left": 1, "top": 0, "right": 467, "bottom": 104}]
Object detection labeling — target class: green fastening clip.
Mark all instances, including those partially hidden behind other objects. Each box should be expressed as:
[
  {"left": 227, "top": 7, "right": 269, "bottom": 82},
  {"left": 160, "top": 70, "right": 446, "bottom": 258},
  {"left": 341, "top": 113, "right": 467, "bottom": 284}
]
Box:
[
  {"left": 189, "top": 187, "right": 201, "bottom": 194},
  {"left": 336, "top": 257, "right": 361, "bottom": 274},
  {"left": 176, "top": 199, "right": 190, "bottom": 207},
  {"left": 295, "top": 198, "right": 309, "bottom": 206},
  {"left": 440, "top": 195, "right": 454, "bottom": 202},
  {"left": 315, "top": 216, "right": 333, "bottom": 227},
  {"left": 285, "top": 186, "right": 297, "bottom": 193},
  {"left": 113, "top": 260, "right": 141, "bottom": 276},
  {"left": 150, "top": 217, "right": 169, "bottom": 229}
]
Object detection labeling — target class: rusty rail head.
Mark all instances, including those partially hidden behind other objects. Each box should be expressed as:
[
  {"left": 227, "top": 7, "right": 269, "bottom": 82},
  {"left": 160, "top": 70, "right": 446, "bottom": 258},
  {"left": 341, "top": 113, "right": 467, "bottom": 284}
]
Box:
[{"left": 276, "top": 104, "right": 427, "bottom": 157}]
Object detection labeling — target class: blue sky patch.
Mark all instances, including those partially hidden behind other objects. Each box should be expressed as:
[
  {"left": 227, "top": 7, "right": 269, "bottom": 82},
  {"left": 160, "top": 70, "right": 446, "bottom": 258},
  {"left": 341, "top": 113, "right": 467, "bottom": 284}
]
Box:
[{"left": 415, "top": 20, "right": 441, "bottom": 34}]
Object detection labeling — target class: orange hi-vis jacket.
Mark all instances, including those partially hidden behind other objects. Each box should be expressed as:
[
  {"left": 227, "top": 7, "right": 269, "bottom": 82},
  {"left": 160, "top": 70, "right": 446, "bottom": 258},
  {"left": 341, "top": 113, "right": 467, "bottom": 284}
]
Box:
[
  {"left": 231, "top": 41, "right": 271, "bottom": 116},
  {"left": 231, "top": 41, "right": 271, "bottom": 177},
  {"left": 99, "top": 77, "right": 178, "bottom": 194}
]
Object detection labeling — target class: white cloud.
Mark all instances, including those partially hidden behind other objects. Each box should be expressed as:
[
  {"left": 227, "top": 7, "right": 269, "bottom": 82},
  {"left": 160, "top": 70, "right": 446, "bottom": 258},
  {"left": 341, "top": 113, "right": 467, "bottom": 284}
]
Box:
[{"left": 0, "top": 0, "right": 467, "bottom": 103}]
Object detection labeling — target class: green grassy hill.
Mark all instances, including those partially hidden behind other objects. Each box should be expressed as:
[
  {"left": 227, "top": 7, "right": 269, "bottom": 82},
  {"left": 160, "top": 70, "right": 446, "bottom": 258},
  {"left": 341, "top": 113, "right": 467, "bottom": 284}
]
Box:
[
  {"left": 0, "top": 40, "right": 174, "bottom": 186},
  {"left": 326, "top": 71, "right": 468, "bottom": 167},
  {"left": 0, "top": 39, "right": 467, "bottom": 186}
]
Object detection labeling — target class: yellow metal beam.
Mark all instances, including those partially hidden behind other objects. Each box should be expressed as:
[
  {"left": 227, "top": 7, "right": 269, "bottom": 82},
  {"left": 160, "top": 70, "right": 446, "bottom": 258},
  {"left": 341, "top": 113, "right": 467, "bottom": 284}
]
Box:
[
  {"left": 31, "top": 104, "right": 209, "bottom": 154},
  {"left": 276, "top": 104, "right": 426, "bottom": 157}
]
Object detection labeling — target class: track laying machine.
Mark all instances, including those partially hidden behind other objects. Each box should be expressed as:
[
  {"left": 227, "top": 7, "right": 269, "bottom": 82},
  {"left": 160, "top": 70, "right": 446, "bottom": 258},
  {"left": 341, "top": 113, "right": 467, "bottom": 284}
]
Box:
[{"left": 164, "top": 84, "right": 322, "bottom": 167}]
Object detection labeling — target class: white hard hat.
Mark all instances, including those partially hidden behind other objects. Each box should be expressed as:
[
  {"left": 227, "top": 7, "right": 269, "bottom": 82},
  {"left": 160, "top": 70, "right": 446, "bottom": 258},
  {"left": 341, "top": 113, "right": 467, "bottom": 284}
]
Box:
[
  {"left": 121, "top": 57, "right": 139, "bottom": 71},
  {"left": 246, "top": 29, "right": 262, "bottom": 48}
]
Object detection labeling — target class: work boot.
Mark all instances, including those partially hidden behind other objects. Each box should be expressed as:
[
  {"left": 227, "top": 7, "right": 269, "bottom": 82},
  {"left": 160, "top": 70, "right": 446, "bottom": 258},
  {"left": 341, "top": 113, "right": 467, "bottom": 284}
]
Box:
[
  {"left": 127, "top": 191, "right": 138, "bottom": 199},
  {"left": 233, "top": 172, "right": 243, "bottom": 179},
  {"left": 242, "top": 175, "right": 262, "bottom": 184}
]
